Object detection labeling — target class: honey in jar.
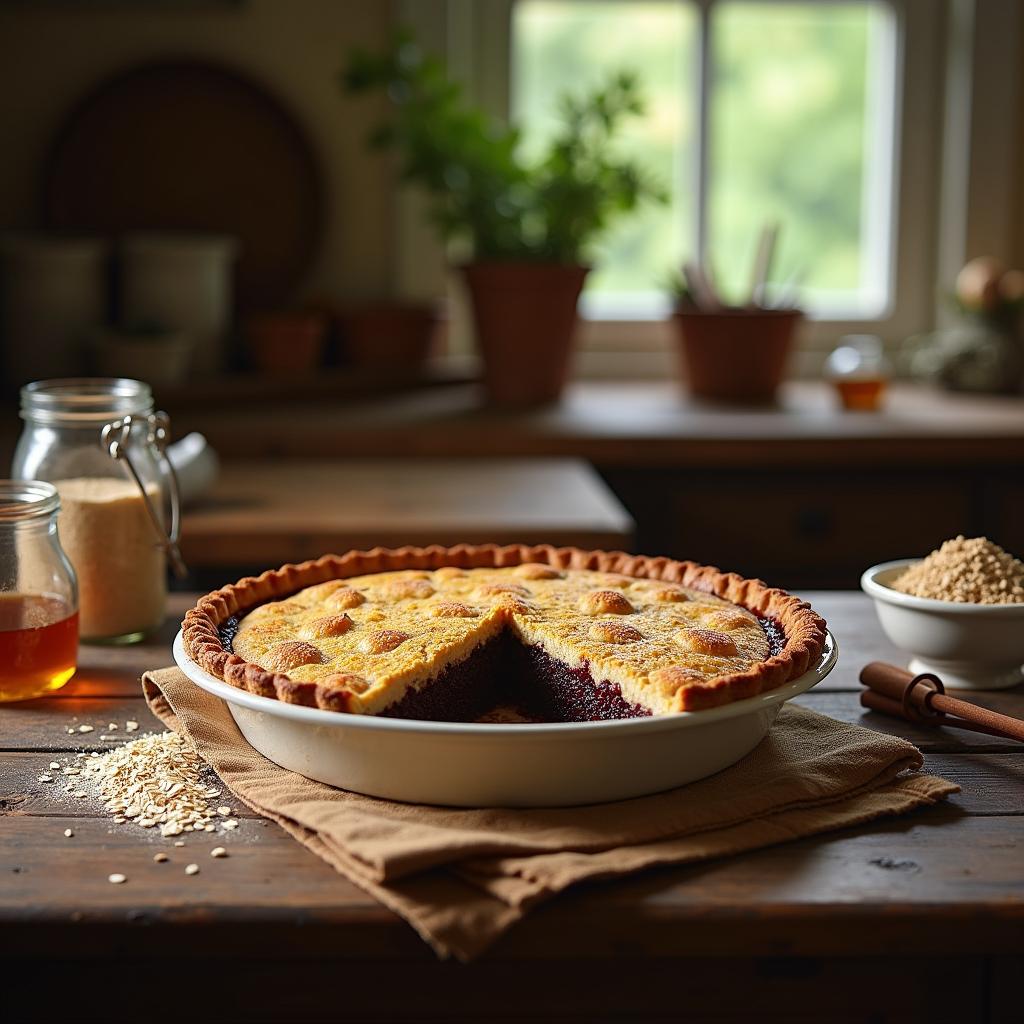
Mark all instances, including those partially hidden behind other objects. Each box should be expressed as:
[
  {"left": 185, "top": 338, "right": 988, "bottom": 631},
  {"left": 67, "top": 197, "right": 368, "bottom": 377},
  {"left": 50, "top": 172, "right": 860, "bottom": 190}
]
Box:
[
  {"left": 0, "top": 595, "right": 78, "bottom": 701},
  {"left": 0, "top": 481, "right": 79, "bottom": 702},
  {"left": 833, "top": 376, "right": 887, "bottom": 411},
  {"left": 824, "top": 335, "right": 890, "bottom": 412}
]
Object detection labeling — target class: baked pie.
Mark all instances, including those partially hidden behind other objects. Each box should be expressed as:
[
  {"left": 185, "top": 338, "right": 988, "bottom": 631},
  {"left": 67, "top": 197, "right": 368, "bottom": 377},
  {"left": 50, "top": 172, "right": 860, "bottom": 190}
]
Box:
[{"left": 183, "top": 545, "right": 826, "bottom": 720}]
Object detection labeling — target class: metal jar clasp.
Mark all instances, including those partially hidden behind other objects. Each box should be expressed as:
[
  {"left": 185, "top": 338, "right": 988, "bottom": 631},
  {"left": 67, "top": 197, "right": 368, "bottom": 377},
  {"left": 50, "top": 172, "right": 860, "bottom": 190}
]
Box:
[{"left": 100, "top": 412, "right": 187, "bottom": 578}]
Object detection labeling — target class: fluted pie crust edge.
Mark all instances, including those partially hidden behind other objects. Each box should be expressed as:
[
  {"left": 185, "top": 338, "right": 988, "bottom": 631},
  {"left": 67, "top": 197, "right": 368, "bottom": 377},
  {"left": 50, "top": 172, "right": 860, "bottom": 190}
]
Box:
[{"left": 181, "top": 544, "right": 827, "bottom": 714}]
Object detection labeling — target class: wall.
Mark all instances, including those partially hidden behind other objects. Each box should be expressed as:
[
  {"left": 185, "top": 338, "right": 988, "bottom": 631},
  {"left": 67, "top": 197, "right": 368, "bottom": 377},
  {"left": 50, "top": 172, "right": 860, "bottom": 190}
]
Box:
[{"left": 0, "top": 0, "right": 397, "bottom": 301}]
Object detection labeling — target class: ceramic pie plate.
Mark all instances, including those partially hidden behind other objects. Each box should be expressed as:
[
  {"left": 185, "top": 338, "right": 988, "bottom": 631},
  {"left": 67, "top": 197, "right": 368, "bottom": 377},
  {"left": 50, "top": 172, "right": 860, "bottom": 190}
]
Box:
[{"left": 172, "top": 629, "right": 837, "bottom": 807}]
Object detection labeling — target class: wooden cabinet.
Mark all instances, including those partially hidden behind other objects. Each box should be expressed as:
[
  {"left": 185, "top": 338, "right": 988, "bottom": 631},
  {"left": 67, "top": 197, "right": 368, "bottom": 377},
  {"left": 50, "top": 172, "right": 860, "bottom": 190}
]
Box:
[
  {"left": 601, "top": 466, "right": 1007, "bottom": 589},
  {"left": 989, "top": 478, "right": 1024, "bottom": 554}
]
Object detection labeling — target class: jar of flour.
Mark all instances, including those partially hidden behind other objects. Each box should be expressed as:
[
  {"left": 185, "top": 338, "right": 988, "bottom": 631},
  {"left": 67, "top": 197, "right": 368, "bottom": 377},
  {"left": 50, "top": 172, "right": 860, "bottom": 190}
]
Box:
[{"left": 12, "top": 379, "right": 184, "bottom": 643}]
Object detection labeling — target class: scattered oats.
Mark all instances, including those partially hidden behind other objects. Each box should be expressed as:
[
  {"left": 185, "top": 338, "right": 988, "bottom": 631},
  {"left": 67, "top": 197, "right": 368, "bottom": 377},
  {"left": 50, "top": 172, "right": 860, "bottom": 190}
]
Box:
[
  {"left": 37, "top": 775, "right": 53, "bottom": 783},
  {"left": 64, "top": 768, "right": 80, "bottom": 776},
  {"left": 174, "top": 841, "right": 185, "bottom": 847},
  {"left": 108, "top": 723, "right": 118, "bottom": 731},
  {"left": 73, "top": 791, "right": 88, "bottom": 799},
  {"left": 204, "top": 824, "right": 215, "bottom": 833},
  {"left": 76, "top": 752, "right": 88, "bottom": 759},
  {"left": 184, "top": 863, "right": 199, "bottom": 876},
  {"left": 153, "top": 853, "right": 168, "bottom": 863},
  {"left": 67, "top": 728, "right": 75, "bottom": 735},
  {"left": 69, "top": 730, "right": 225, "bottom": 841},
  {"left": 125, "top": 721, "right": 139, "bottom": 732},
  {"left": 49, "top": 762, "right": 60, "bottom": 770},
  {"left": 217, "top": 806, "right": 231, "bottom": 816},
  {"left": 108, "top": 873, "right": 126, "bottom": 884},
  {"left": 63, "top": 829, "right": 73, "bottom": 838},
  {"left": 210, "top": 847, "right": 227, "bottom": 858},
  {"left": 90, "top": 752, "right": 99, "bottom": 758},
  {"left": 223, "top": 819, "right": 239, "bottom": 830},
  {"left": 78, "top": 724, "right": 94, "bottom": 733}
]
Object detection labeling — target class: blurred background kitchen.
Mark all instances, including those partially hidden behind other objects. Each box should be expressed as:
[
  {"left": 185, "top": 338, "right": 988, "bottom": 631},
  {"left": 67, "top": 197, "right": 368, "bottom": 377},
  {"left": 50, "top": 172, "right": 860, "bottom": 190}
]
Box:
[{"left": 1, "top": 0, "right": 1022, "bottom": 592}]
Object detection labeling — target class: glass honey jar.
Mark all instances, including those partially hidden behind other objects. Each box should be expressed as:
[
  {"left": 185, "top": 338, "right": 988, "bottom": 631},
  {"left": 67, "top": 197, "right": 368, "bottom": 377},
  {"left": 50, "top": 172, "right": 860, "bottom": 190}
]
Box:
[{"left": 0, "top": 480, "right": 79, "bottom": 702}]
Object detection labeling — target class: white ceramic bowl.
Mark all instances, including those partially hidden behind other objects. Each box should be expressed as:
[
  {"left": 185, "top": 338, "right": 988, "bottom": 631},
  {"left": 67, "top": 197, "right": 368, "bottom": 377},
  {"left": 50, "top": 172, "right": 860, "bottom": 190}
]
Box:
[
  {"left": 861, "top": 559, "right": 1024, "bottom": 690},
  {"left": 173, "top": 630, "right": 837, "bottom": 808}
]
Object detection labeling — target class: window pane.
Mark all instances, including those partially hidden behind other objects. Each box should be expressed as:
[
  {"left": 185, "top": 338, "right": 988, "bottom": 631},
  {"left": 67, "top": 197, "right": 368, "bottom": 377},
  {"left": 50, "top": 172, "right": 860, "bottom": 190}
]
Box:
[
  {"left": 709, "top": 2, "right": 896, "bottom": 316},
  {"left": 512, "top": 1, "right": 697, "bottom": 318}
]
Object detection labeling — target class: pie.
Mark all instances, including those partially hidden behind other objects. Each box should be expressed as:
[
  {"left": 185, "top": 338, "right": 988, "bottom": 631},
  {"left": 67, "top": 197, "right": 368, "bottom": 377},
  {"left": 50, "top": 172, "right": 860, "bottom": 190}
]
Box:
[{"left": 183, "top": 545, "right": 826, "bottom": 720}]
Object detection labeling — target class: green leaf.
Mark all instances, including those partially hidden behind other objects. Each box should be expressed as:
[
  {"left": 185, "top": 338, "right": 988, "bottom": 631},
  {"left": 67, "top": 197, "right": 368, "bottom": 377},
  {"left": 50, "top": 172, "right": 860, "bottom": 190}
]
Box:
[{"left": 340, "top": 29, "right": 666, "bottom": 263}]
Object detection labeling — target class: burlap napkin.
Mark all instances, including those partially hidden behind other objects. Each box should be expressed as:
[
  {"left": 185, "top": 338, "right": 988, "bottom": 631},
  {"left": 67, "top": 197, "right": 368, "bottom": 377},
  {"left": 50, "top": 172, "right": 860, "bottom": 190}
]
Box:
[{"left": 143, "top": 667, "right": 958, "bottom": 961}]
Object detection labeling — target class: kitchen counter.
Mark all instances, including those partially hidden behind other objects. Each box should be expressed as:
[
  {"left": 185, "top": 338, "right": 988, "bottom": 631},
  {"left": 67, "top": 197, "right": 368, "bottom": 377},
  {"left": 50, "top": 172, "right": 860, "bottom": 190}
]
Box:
[
  {"left": 179, "top": 458, "right": 634, "bottom": 569},
  {"left": 165, "top": 381, "right": 1024, "bottom": 587},
  {"left": 1, "top": 381, "right": 1021, "bottom": 587},
  {"left": 2, "top": 592, "right": 1021, "bottom": 1023}
]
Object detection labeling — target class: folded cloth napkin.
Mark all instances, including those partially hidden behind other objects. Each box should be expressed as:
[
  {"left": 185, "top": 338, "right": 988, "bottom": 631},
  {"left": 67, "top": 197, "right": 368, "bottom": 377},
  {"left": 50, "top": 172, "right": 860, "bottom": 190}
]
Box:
[{"left": 144, "top": 667, "right": 957, "bottom": 961}]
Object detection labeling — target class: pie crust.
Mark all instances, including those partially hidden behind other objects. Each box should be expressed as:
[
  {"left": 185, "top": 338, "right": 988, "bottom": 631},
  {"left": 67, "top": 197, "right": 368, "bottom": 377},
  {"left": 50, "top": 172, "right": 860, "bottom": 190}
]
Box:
[{"left": 182, "top": 545, "right": 826, "bottom": 716}]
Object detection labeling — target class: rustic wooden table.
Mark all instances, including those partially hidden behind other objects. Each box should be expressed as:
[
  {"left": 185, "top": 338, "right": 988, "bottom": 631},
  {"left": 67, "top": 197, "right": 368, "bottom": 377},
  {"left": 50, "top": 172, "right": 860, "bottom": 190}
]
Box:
[
  {"left": 2, "top": 593, "right": 1022, "bottom": 1024},
  {"left": 179, "top": 458, "right": 635, "bottom": 568}
]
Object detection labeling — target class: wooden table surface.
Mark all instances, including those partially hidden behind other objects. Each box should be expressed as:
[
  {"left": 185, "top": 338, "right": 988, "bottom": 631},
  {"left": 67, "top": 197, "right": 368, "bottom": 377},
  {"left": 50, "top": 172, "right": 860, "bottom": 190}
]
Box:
[
  {"left": 3, "top": 593, "right": 1022, "bottom": 1023},
  {"left": 179, "top": 458, "right": 635, "bottom": 567}
]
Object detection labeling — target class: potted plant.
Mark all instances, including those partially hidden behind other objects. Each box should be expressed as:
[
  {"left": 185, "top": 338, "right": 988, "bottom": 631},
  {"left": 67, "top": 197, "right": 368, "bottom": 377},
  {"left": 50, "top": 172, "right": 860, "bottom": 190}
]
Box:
[
  {"left": 665, "top": 235, "right": 803, "bottom": 405},
  {"left": 244, "top": 309, "right": 328, "bottom": 376},
  {"left": 908, "top": 256, "right": 1024, "bottom": 394},
  {"left": 337, "top": 300, "right": 445, "bottom": 372},
  {"left": 342, "top": 33, "right": 663, "bottom": 406}
]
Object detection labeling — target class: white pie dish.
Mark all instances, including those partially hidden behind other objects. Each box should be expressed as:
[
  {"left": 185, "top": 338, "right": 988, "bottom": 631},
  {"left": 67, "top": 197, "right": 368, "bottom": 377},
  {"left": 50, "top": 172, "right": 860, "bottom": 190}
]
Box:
[
  {"left": 173, "top": 628, "right": 837, "bottom": 807},
  {"left": 861, "top": 559, "right": 1024, "bottom": 690}
]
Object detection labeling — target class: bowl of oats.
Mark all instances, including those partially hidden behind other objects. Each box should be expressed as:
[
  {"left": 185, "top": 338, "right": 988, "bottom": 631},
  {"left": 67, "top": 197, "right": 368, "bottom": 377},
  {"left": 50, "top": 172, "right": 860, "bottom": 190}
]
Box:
[{"left": 861, "top": 536, "right": 1024, "bottom": 690}]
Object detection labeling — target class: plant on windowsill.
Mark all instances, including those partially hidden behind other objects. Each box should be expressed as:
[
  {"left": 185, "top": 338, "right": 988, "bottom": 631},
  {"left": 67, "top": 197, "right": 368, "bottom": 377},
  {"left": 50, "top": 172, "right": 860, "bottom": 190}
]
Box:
[
  {"left": 341, "top": 32, "right": 664, "bottom": 406},
  {"left": 663, "top": 260, "right": 803, "bottom": 406},
  {"left": 908, "top": 256, "right": 1024, "bottom": 394}
]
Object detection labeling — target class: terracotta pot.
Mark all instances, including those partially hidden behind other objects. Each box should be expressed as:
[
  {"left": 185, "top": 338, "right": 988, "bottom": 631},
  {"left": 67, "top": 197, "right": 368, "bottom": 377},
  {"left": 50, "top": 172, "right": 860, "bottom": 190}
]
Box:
[
  {"left": 672, "top": 308, "right": 803, "bottom": 403},
  {"left": 461, "top": 262, "right": 589, "bottom": 407},
  {"left": 339, "top": 302, "right": 444, "bottom": 369},
  {"left": 245, "top": 311, "right": 327, "bottom": 375}
]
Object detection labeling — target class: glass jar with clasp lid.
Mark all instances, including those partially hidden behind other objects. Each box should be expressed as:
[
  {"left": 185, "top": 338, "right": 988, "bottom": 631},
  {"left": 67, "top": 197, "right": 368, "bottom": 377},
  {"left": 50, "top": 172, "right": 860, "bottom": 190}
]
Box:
[
  {"left": 11, "top": 378, "right": 185, "bottom": 644},
  {"left": 0, "top": 481, "right": 78, "bottom": 701}
]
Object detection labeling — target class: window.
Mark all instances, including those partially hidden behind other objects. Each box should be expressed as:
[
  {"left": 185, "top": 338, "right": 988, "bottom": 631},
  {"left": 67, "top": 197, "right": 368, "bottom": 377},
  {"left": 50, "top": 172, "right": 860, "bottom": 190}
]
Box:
[
  {"left": 512, "top": 0, "right": 899, "bottom": 322},
  {"left": 401, "top": 0, "right": 1012, "bottom": 374}
]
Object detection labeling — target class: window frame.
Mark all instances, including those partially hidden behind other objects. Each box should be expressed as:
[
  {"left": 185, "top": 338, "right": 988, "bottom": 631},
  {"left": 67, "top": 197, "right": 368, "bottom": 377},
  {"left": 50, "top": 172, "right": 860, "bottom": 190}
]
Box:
[{"left": 395, "top": 0, "right": 1022, "bottom": 377}]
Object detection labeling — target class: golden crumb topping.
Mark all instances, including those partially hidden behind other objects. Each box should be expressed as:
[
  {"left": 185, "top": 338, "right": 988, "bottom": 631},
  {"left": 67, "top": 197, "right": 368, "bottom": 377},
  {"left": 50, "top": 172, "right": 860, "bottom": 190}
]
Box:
[{"left": 232, "top": 566, "right": 772, "bottom": 716}]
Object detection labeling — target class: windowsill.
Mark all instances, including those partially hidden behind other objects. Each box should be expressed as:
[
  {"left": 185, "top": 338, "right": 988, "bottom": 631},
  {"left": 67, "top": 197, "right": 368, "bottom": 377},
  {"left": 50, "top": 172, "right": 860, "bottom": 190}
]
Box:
[
  {"left": 436, "top": 340, "right": 870, "bottom": 381},
  {"left": 145, "top": 377, "right": 1024, "bottom": 467}
]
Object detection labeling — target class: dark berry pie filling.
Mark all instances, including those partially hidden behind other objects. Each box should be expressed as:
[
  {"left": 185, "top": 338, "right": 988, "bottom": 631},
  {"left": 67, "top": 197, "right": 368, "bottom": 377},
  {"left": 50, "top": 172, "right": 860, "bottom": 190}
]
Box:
[{"left": 217, "top": 613, "right": 782, "bottom": 724}]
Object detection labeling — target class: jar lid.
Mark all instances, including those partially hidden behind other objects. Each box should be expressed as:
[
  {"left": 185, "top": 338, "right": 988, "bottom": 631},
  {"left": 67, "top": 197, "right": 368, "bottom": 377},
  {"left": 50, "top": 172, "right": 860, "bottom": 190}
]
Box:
[
  {"left": 0, "top": 480, "right": 60, "bottom": 521},
  {"left": 20, "top": 378, "right": 154, "bottom": 424}
]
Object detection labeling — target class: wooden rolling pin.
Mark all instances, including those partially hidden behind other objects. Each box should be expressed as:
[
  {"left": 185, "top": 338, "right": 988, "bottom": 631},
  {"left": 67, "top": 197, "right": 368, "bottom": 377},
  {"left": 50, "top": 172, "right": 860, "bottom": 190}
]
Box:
[{"left": 859, "top": 661, "right": 1024, "bottom": 742}]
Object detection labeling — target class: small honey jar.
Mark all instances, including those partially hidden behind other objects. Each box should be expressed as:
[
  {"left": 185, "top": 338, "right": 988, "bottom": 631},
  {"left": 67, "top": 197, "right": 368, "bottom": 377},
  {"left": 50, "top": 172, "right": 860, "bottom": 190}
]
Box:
[
  {"left": 0, "top": 481, "right": 78, "bottom": 702},
  {"left": 824, "top": 335, "right": 890, "bottom": 411}
]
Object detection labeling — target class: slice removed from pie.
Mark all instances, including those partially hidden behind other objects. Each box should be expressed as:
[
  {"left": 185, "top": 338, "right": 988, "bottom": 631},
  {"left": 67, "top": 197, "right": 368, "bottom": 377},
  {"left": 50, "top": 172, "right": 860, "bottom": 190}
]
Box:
[{"left": 185, "top": 547, "right": 826, "bottom": 721}]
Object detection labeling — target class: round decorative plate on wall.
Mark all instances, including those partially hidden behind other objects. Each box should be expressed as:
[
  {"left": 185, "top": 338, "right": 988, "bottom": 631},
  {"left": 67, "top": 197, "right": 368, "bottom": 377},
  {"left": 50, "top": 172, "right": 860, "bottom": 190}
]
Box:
[{"left": 40, "top": 59, "right": 325, "bottom": 310}]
